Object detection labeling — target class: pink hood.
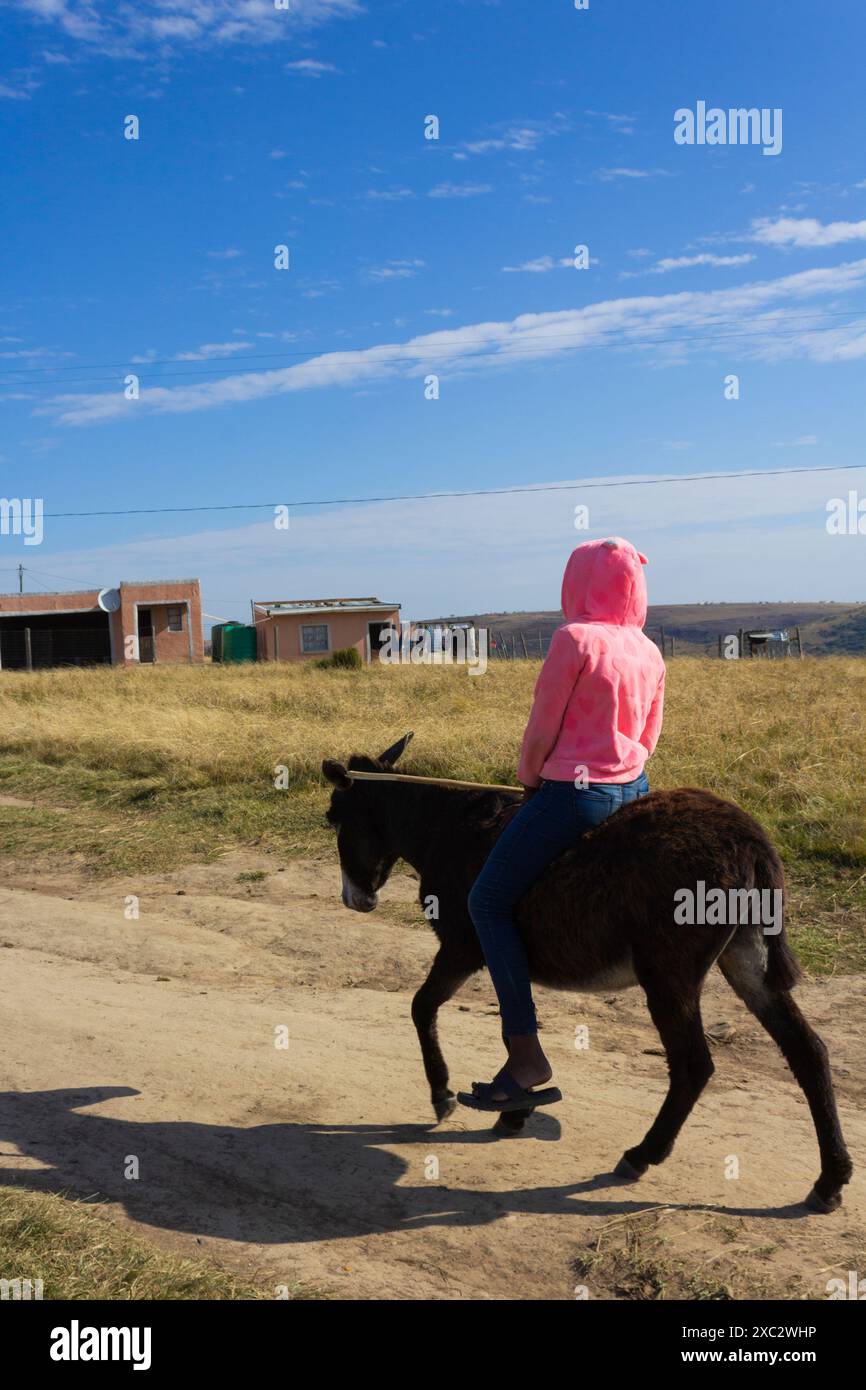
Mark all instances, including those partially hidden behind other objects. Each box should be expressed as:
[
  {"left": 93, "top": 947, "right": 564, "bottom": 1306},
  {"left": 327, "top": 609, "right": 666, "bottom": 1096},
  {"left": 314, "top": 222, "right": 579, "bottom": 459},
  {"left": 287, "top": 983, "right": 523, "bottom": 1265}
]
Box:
[
  {"left": 517, "top": 537, "right": 665, "bottom": 787},
  {"left": 561, "top": 536, "right": 649, "bottom": 628}
]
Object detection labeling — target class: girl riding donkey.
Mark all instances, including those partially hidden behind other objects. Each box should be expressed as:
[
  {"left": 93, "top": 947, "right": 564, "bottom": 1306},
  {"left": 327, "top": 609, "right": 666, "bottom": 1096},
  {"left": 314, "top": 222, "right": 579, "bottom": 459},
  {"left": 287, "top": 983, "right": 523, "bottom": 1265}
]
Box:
[{"left": 460, "top": 536, "right": 665, "bottom": 1113}]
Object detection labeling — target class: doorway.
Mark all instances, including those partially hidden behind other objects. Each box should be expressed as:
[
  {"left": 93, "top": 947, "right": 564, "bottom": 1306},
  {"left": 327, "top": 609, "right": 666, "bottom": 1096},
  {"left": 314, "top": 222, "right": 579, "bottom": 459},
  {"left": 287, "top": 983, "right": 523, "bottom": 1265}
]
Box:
[
  {"left": 137, "top": 608, "right": 155, "bottom": 663},
  {"left": 367, "top": 621, "right": 395, "bottom": 663}
]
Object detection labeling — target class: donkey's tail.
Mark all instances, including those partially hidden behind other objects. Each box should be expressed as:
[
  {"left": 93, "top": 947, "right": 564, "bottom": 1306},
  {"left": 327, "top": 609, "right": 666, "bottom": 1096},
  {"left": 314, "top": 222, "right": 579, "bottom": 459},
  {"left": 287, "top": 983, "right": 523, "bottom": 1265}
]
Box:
[{"left": 757, "top": 847, "right": 802, "bottom": 993}]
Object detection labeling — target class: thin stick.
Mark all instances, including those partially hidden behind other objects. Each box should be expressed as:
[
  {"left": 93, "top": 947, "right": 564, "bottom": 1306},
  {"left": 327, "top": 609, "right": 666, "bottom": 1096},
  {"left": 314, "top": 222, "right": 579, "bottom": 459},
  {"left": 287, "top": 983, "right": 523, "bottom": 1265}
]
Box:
[{"left": 346, "top": 770, "right": 522, "bottom": 794}]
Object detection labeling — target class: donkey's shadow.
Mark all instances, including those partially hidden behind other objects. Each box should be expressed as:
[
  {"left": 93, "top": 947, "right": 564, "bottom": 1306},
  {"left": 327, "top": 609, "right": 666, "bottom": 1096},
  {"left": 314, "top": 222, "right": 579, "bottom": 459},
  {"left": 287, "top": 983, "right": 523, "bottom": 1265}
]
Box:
[{"left": 0, "top": 1085, "right": 810, "bottom": 1245}]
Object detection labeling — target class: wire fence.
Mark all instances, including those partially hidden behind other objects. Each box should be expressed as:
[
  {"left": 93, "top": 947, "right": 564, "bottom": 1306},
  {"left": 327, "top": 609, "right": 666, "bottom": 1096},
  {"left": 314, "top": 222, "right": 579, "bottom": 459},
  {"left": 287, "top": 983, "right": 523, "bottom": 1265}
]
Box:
[{"left": 487, "top": 626, "right": 803, "bottom": 660}]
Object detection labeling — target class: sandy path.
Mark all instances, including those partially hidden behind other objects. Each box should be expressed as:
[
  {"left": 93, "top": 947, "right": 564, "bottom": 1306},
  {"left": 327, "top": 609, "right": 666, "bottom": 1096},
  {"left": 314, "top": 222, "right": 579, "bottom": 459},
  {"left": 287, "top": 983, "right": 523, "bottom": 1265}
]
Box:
[{"left": 0, "top": 853, "right": 864, "bottom": 1300}]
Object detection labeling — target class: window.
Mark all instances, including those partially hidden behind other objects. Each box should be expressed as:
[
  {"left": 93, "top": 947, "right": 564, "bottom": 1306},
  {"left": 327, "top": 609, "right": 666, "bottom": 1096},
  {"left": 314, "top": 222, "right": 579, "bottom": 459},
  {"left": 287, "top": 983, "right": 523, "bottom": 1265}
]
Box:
[
  {"left": 300, "top": 623, "right": 329, "bottom": 654},
  {"left": 166, "top": 606, "right": 184, "bottom": 632}
]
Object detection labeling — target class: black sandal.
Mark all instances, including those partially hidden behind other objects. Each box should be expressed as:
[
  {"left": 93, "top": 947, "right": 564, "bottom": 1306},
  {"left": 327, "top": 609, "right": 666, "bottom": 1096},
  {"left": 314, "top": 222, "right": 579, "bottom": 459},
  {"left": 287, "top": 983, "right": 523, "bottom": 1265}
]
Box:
[{"left": 456, "top": 1067, "right": 562, "bottom": 1113}]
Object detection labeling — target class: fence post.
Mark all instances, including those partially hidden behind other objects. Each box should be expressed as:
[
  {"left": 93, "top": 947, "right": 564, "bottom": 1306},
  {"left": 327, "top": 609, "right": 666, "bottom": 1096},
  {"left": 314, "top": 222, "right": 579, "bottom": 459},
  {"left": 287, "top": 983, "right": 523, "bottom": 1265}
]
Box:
[
  {"left": 520, "top": 632, "right": 528, "bottom": 659},
  {"left": 24, "top": 626, "right": 32, "bottom": 672}
]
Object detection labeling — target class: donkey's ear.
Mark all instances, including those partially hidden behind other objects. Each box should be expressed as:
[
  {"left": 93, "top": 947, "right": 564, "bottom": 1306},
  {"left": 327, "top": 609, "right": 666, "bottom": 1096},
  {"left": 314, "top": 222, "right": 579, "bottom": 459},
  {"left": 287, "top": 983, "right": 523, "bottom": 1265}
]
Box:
[
  {"left": 322, "top": 758, "right": 352, "bottom": 789},
  {"left": 378, "top": 731, "right": 414, "bottom": 766}
]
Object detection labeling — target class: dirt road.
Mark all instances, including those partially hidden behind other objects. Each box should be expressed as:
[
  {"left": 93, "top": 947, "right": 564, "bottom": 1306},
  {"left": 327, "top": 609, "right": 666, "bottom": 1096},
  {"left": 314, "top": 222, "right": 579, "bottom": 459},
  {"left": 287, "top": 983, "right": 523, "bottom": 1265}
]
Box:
[{"left": 1, "top": 851, "right": 864, "bottom": 1300}]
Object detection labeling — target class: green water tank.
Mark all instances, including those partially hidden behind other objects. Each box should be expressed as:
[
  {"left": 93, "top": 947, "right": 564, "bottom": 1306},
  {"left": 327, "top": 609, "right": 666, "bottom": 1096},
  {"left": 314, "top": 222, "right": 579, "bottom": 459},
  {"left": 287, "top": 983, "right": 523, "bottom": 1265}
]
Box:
[{"left": 212, "top": 622, "right": 257, "bottom": 663}]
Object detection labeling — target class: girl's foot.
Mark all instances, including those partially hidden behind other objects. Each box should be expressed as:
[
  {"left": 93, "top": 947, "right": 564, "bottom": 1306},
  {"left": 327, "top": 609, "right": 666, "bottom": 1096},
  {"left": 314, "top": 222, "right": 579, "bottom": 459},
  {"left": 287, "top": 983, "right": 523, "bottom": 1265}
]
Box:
[
  {"left": 495, "top": 1035, "right": 552, "bottom": 1099},
  {"left": 489, "top": 1061, "right": 552, "bottom": 1100}
]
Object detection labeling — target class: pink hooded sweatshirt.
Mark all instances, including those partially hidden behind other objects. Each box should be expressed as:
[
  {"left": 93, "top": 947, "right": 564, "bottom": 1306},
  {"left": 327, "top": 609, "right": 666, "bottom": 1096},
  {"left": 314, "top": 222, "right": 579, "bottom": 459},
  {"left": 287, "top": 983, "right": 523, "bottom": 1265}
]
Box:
[{"left": 517, "top": 537, "right": 666, "bottom": 787}]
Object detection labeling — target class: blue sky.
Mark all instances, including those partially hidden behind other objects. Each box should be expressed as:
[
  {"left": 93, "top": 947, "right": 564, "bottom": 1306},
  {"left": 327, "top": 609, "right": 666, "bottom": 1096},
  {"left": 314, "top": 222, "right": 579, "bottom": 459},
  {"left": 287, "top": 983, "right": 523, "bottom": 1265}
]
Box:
[{"left": 1, "top": 0, "right": 866, "bottom": 623}]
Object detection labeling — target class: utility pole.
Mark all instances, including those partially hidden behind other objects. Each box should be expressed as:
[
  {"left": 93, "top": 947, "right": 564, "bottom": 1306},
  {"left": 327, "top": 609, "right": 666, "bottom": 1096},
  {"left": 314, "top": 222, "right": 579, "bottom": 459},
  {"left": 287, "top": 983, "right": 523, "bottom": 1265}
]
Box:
[{"left": 18, "top": 563, "right": 24, "bottom": 594}]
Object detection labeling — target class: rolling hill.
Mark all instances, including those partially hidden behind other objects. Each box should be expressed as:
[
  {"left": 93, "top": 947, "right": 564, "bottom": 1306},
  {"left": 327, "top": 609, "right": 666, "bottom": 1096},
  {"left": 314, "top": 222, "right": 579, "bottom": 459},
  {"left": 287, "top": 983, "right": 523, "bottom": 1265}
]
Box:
[{"left": 418, "top": 603, "right": 866, "bottom": 657}]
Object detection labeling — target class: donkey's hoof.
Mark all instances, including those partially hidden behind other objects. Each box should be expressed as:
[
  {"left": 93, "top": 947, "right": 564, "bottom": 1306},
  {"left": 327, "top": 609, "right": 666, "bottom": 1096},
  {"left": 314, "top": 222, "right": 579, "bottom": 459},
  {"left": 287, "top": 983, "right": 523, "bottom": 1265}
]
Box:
[
  {"left": 433, "top": 1094, "right": 457, "bottom": 1122},
  {"left": 805, "top": 1185, "right": 842, "bottom": 1214},
  {"left": 614, "top": 1154, "right": 646, "bottom": 1181},
  {"left": 492, "top": 1115, "right": 527, "bottom": 1138}
]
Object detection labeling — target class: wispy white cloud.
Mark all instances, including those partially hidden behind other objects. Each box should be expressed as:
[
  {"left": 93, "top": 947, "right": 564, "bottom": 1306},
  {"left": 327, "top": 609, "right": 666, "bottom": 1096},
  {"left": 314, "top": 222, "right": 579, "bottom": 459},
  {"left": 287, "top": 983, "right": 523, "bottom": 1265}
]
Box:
[
  {"left": 174, "top": 342, "right": 254, "bottom": 362},
  {"left": 0, "top": 71, "right": 41, "bottom": 99},
  {"left": 585, "top": 109, "right": 636, "bottom": 136},
  {"left": 457, "top": 116, "right": 567, "bottom": 159},
  {"left": 42, "top": 258, "right": 866, "bottom": 426},
  {"left": 462, "top": 127, "right": 544, "bottom": 156},
  {"left": 206, "top": 247, "right": 244, "bottom": 261},
  {"left": 623, "top": 252, "right": 756, "bottom": 278},
  {"left": 2, "top": 1, "right": 363, "bottom": 56},
  {"left": 364, "top": 187, "right": 415, "bottom": 202},
  {"left": 131, "top": 342, "right": 254, "bottom": 363},
  {"left": 1, "top": 345, "right": 72, "bottom": 360},
  {"left": 365, "top": 259, "right": 426, "bottom": 282},
  {"left": 595, "top": 167, "right": 669, "bottom": 182},
  {"left": 750, "top": 216, "right": 866, "bottom": 248},
  {"left": 428, "top": 182, "right": 492, "bottom": 199},
  {"left": 285, "top": 58, "right": 340, "bottom": 77},
  {"left": 501, "top": 255, "right": 571, "bottom": 274}
]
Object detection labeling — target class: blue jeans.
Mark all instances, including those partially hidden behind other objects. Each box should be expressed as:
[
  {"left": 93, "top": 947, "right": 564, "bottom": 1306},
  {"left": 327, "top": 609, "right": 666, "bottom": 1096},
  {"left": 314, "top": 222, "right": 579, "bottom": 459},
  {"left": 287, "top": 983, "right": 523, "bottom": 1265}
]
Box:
[{"left": 468, "top": 773, "right": 649, "bottom": 1036}]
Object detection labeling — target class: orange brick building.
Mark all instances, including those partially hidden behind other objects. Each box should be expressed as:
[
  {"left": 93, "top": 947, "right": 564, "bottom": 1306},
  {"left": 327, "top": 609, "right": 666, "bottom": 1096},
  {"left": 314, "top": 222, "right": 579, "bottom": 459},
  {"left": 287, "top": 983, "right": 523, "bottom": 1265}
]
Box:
[{"left": 0, "top": 579, "right": 204, "bottom": 670}]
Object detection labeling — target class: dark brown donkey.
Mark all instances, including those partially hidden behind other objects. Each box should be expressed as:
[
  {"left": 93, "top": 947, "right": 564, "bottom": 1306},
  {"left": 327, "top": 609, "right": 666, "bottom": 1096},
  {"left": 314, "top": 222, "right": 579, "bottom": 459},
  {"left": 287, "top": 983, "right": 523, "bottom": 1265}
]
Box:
[{"left": 322, "top": 734, "right": 852, "bottom": 1212}]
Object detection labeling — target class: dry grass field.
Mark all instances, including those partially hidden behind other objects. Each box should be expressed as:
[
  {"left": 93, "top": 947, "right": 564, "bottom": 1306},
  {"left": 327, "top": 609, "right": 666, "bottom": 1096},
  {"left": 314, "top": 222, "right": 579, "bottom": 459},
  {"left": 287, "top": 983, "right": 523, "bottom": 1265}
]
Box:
[{"left": 1, "top": 656, "right": 864, "bottom": 970}]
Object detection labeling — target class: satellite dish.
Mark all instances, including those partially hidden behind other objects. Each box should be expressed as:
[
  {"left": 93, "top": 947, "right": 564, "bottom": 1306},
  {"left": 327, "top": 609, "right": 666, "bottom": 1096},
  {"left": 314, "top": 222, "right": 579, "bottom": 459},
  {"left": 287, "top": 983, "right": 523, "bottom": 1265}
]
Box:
[{"left": 98, "top": 587, "right": 121, "bottom": 613}]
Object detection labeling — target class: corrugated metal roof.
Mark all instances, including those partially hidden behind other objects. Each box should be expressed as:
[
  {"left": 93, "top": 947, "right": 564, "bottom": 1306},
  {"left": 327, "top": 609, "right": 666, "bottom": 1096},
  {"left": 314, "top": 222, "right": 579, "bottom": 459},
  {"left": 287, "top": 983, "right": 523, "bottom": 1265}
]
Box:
[
  {"left": 120, "top": 579, "right": 200, "bottom": 588},
  {"left": 253, "top": 597, "right": 400, "bottom": 616}
]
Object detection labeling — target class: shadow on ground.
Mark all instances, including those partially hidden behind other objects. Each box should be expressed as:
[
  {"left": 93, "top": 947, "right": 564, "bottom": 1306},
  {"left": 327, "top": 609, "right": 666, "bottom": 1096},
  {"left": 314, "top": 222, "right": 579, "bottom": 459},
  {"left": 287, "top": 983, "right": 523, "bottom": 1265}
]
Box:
[{"left": 0, "top": 1085, "right": 816, "bottom": 1246}]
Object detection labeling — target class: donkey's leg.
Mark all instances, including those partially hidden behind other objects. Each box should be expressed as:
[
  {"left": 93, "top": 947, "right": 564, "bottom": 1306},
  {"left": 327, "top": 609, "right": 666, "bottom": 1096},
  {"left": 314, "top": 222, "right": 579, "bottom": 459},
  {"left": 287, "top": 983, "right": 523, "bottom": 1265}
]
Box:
[
  {"left": 616, "top": 985, "right": 714, "bottom": 1180},
  {"left": 411, "top": 947, "right": 473, "bottom": 1121},
  {"left": 719, "top": 936, "right": 852, "bottom": 1211}
]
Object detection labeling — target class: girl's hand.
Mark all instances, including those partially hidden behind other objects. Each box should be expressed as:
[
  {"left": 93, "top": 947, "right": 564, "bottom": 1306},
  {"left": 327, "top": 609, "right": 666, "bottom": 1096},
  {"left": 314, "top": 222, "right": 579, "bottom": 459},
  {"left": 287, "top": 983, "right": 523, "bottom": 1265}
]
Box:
[{"left": 521, "top": 783, "right": 540, "bottom": 803}]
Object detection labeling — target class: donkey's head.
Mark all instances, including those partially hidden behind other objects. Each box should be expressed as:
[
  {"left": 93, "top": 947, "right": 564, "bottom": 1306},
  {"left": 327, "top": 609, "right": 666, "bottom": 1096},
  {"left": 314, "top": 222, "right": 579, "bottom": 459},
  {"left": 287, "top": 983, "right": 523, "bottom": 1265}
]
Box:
[{"left": 322, "top": 731, "right": 414, "bottom": 912}]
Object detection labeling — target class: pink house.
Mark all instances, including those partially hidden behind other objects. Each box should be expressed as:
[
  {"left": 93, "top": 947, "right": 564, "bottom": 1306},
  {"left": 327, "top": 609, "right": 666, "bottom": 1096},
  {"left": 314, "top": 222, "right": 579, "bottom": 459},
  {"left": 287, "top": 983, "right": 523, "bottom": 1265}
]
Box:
[{"left": 252, "top": 597, "right": 401, "bottom": 663}]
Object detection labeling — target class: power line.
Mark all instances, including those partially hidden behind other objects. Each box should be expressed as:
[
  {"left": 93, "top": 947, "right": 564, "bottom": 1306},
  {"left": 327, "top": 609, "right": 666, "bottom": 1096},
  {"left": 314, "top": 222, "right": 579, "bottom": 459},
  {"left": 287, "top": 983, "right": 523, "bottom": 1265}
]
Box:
[
  {"left": 20, "top": 566, "right": 103, "bottom": 587},
  {"left": 38, "top": 462, "right": 866, "bottom": 521}
]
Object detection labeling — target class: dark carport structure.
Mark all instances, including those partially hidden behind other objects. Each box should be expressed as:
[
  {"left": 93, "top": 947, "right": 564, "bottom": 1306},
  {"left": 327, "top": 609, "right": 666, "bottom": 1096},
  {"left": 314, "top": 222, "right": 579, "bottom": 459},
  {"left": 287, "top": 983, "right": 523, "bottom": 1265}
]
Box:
[{"left": 0, "top": 603, "right": 112, "bottom": 670}]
